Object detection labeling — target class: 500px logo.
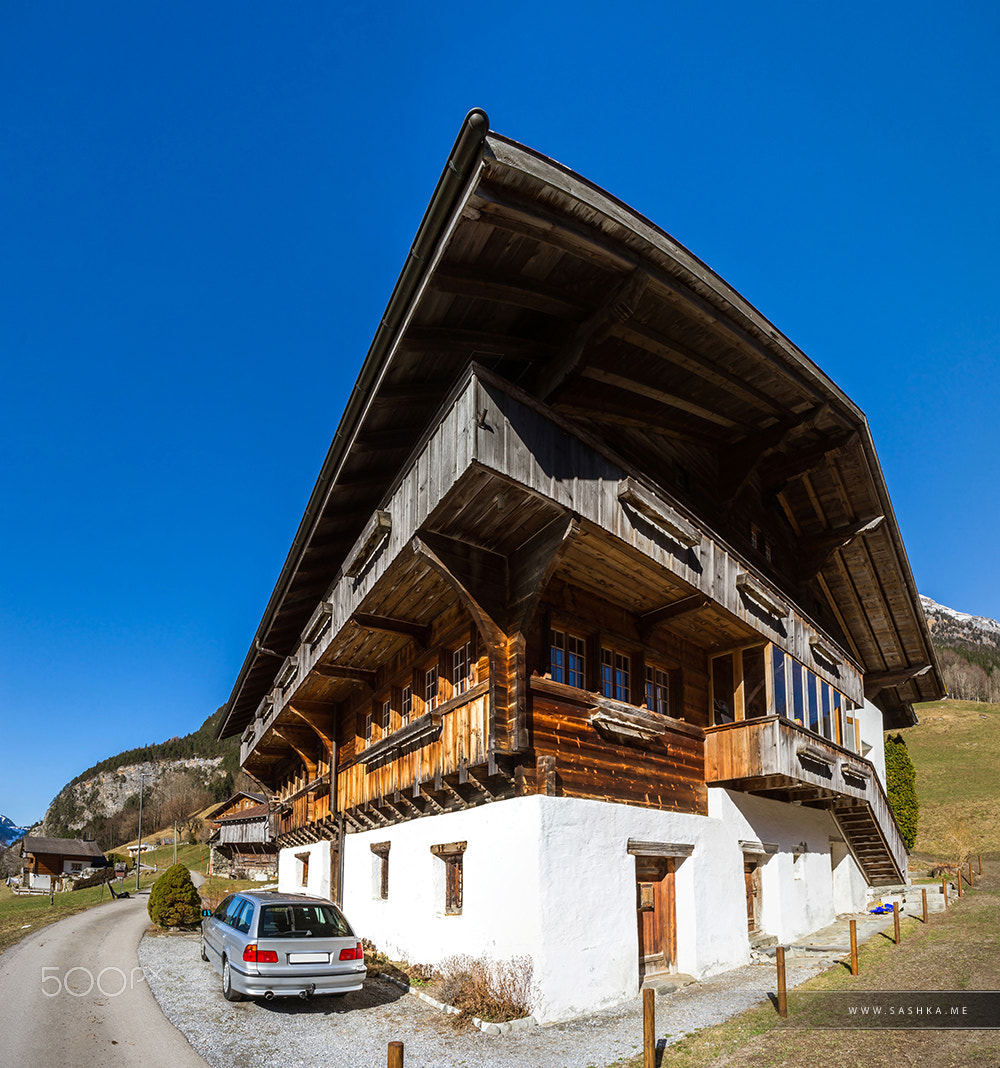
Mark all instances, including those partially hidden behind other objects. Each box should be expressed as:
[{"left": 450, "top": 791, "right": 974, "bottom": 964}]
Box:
[{"left": 41, "top": 966, "right": 146, "bottom": 997}]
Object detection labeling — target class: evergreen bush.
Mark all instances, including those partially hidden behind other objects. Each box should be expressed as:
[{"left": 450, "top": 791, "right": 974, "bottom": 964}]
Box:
[
  {"left": 885, "top": 733, "right": 919, "bottom": 849},
  {"left": 147, "top": 863, "right": 202, "bottom": 927}
]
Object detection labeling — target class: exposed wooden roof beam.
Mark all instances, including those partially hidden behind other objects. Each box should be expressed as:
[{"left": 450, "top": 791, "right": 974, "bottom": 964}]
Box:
[
  {"left": 411, "top": 532, "right": 507, "bottom": 642},
  {"left": 398, "top": 325, "right": 555, "bottom": 363},
  {"left": 641, "top": 594, "right": 712, "bottom": 632},
  {"left": 557, "top": 402, "right": 720, "bottom": 444},
  {"left": 762, "top": 432, "right": 859, "bottom": 494},
  {"left": 613, "top": 321, "right": 785, "bottom": 417},
  {"left": 719, "top": 405, "right": 829, "bottom": 503},
  {"left": 271, "top": 728, "right": 318, "bottom": 779},
  {"left": 864, "top": 664, "right": 933, "bottom": 700},
  {"left": 430, "top": 265, "right": 586, "bottom": 319},
  {"left": 350, "top": 612, "right": 431, "bottom": 646},
  {"left": 474, "top": 180, "right": 829, "bottom": 409},
  {"left": 311, "top": 663, "right": 377, "bottom": 688},
  {"left": 580, "top": 366, "right": 744, "bottom": 430},
  {"left": 287, "top": 705, "right": 334, "bottom": 748},
  {"left": 532, "top": 269, "right": 649, "bottom": 401},
  {"left": 797, "top": 515, "right": 886, "bottom": 582}
]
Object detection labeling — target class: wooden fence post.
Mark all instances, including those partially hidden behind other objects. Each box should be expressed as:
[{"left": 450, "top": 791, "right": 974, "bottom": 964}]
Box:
[
  {"left": 922, "top": 887, "right": 928, "bottom": 924},
  {"left": 969, "top": 860, "right": 974, "bottom": 888},
  {"left": 978, "top": 854, "right": 982, "bottom": 875},
  {"left": 942, "top": 878, "right": 948, "bottom": 907},
  {"left": 893, "top": 901, "right": 900, "bottom": 944},
  {"left": 643, "top": 987, "right": 655, "bottom": 1068},
  {"left": 957, "top": 869, "right": 963, "bottom": 897},
  {"left": 388, "top": 1040, "right": 403, "bottom": 1068},
  {"left": 849, "top": 919, "right": 858, "bottom": 975},
  {"left": 776, "top": 945, "right": 787, "bottom": 1018}
]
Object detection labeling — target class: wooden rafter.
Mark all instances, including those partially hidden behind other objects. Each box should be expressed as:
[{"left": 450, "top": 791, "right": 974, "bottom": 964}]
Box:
[
  {"left": 762, "top": 432, "right": 859, "bottom": 494},
  {"left": 797, "top": 515, "right": 886, "bottom": 582},
  {"left": 719, "top": 404, "right": 829, "bottom": 503},
  {"left": 310, "top": 663, "right": 376, "bottom": 687},
  {"left": 864, "top": 664, "right": 933, "bottom": 699},
  {"left": 350, "top": 612, "right": 430, "bottom": 646},
  {"left": 430, "top": 265, "right": 586, "bottom": 319},
  {"left": 532, "top": 269, "right": 649, "bottom": 402}
]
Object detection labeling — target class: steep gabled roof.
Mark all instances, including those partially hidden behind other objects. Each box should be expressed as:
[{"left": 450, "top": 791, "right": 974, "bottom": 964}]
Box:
[
  {"left": 219, "top": 109, "right": 942, "bottom": 740},
  {"left": 21, "top": 836, "right": 103, "bottom": 857}
]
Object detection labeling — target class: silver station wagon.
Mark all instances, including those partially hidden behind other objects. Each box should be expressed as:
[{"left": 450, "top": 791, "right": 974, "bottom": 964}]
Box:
[{"left": 201, "top": 890, "right": 366, "bottom": 1001}]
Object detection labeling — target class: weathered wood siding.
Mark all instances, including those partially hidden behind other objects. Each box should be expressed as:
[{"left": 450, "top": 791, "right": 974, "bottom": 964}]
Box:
[
  {"left": 337, "top": 691, "right": 490, "bottom": 809},
  {"left": 529, "top": 680, "right": 706, "bottom": 815},
  {"left": 471, "top": 375, "right": 863, "bottom": 704}
]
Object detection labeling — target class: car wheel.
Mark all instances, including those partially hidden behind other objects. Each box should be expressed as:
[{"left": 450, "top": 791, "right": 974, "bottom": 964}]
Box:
[
  {"left": 200, "top": 937, "right": 209, "bottom": 962},
  {"left": 222, "top": 957, "right": 243, "bottom": 1002}
]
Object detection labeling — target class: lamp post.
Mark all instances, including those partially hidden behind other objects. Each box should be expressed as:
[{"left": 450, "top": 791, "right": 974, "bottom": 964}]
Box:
[{"left": 135, "top": 772, "right": 144, "bottom": 892}]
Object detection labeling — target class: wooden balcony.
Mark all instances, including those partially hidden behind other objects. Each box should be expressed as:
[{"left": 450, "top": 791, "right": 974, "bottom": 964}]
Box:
[{"left": 705, "top": 716, "right": 906, "bottom": 885}]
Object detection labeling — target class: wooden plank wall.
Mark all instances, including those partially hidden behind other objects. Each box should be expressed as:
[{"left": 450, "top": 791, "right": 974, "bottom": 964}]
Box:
[
  {"left": 472, "top": 374, "right": 863, "bottom": 705},
  {"left": 337, "top": 693, "right": 489, "bottom": 809},
  {"left": 530, "top": 685, "right": 706, "bottom": 815}
]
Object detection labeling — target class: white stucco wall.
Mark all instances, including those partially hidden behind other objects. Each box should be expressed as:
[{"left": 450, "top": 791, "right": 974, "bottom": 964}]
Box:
[
  {"left": 318, "top": 792, "right": 857, "bottom": 1023},
  {"left": 277, "top": 838, "right": 335, "bottom": 900},
  {"left": 858, "top": 698, "right": 888, "bottom": 787}
]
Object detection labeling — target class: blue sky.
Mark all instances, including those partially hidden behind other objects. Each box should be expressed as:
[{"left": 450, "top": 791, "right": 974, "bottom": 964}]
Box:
[{"left": 2, "top": 1, "right": 998, "bottom": 827}]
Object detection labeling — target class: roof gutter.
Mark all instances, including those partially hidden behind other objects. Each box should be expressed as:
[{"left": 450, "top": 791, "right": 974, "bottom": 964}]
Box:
[{"left": 218, "top": 108, "right": 490, "bottom": 740}]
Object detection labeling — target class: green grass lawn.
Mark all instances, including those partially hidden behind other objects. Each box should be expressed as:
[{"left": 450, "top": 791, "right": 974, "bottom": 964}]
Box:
[
  {"left": 611, "top": 863, "right": 1000, "bottom": 1068},
  {"left": 0, "top": 842, "right": 211, "bottom": 956},
  {"left": 905, "top": 700, "right": 1000, "bottom": 858}
]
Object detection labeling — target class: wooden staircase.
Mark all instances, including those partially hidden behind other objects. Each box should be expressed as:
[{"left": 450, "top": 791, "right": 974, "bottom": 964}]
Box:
[{"left": 832, "top": 774, "right": 907, "bottom": 886}]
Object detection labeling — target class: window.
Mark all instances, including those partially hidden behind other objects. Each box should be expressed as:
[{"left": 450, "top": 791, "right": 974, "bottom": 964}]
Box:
[
  {"left": 233, "top": 899, "right": 254, "bottom": 934},
  {"left": 601, "top": 647, "right": 630, "bottom": 701},
  {"left": 645, "top": 666, "right": 670, "bottom": 715},
  {"left": 371, "top": 842, "right": 390, "bottom": 900},
  {"left": 364, "top": 707, "right": 373, "bottom": 744},
  {"left": 452, "top": 640, "right": 472, "bottom": 695},
  {"left": 401, "top": 685, "right": 412, "bottom": 724},
  {"left": 550, "top": 629, "right": 586, "bottom": 689},
  {"left": 424, "top": 666, "right": 439, "bottom": 711},
  {"left": 431, "top": 841, "right": 467, "bottom": 915},
  {"left": 380, "top": 698, "right": 392, "bottom": 734},
  {"left": 296, "top": 851, "right": 310, "bottom": 888},
  {"left": 712, "top": 653, "right": 735, "bottom": 724}
]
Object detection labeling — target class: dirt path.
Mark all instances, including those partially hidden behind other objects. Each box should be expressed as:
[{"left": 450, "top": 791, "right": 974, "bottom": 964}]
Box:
[{"left": 0, "top": 881, "right": 208, "bottom": 1068}]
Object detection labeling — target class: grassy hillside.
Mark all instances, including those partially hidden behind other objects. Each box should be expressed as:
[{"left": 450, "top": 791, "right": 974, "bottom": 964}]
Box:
[{"left": 902, "top": 699, "right": 1000, "bottom": 859}]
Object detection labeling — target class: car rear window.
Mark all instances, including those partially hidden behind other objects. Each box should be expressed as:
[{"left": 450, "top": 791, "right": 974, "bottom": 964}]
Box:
[{"left": 258, "top": 903, "right": 352, "bottom": 939}]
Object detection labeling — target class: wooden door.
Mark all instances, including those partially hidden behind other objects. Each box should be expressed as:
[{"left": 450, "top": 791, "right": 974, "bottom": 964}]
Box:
[
  {"left": 744, "top": 860, "right": 760, "bottom": 933},
  {"left": 636, "top": 856, "right": 676, "bottom": 979}
]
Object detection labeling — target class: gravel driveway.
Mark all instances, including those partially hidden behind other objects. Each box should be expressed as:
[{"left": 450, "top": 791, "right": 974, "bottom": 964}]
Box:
[{"left": 139, "top": 930, "right": 838, "bottom": 1068}]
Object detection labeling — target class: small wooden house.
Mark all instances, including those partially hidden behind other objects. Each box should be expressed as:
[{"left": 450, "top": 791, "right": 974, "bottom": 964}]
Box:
[
  {"left": 206, "top": 792, "right": 277, "bottom": 878},
  {"left": 20, "top": 836, "right": 105, "bottom": 890},
  {"left": 216, "top": 111, "right": 943, "bottom": 1022}
]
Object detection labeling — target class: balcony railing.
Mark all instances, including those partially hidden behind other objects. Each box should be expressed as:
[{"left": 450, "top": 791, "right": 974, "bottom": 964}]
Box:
[{"left": 705, "top": 715, "right": 906, "bottom": 882}]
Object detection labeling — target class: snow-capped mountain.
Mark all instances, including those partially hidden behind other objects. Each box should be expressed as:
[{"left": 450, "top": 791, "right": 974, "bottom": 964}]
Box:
[
  {"left": 0, "top": 815, "right": 30, "bottom": 850},
  {"left": 920, "top": 595, "right": 1000, "bottom": 649}
]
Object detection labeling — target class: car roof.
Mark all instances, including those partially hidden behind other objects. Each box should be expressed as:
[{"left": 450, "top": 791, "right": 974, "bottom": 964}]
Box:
[{"left": 233, "top": 890, "right": 338, "bottom": 906}]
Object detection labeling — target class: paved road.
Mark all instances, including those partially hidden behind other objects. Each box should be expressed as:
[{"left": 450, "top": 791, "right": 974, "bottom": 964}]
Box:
[{"left": 0, "top": 875, "right": 208, "bottom": 1068}]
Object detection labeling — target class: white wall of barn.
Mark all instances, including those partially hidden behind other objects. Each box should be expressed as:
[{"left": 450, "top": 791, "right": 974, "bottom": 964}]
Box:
[{"left": 268, "top": 792, "right": 862, "bottom": 1023}]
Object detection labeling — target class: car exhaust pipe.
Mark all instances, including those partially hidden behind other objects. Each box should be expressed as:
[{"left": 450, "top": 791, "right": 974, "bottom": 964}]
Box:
[
  {"left": 264, "top": 991, "right": 274, "bottom": 1001},
  {"left": 298, "top": 990, "right": 309, "bottom": 1000}
]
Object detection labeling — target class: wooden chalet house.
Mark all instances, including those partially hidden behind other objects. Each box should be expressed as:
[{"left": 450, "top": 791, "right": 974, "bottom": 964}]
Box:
[
  {"left": 206, "top": 792, "right": 277, "bottom": 878},
  {"left": 217, "top": 111, "right": 943, "bottom": 1022},
  {"left": 20, "top": 837, "right": 105, "bottom": 890}
]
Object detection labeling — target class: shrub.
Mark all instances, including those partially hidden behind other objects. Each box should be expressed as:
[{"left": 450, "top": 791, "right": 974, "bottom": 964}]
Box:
[
  {"left": 147, "top": 863, "right": 202, "bottom": 927},
  {"left": 434, "top": 954, "right": 533, "bottom": 1022},
  {"left": 885, "top": 733, "right": 919, "bottom": 849}
]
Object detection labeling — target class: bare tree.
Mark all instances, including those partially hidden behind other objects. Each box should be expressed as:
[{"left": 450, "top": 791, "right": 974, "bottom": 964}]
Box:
[{"left": 156, "top": 771, "right": 212, "bottom": 839}]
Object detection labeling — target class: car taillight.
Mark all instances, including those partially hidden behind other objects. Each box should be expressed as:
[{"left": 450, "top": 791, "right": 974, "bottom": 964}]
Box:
[
  {"left": 339, "top": 942, "right": 363, "bottom": 961},
  {"left": 243, "top": 944, "right": 279, "bottom": 963}
]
